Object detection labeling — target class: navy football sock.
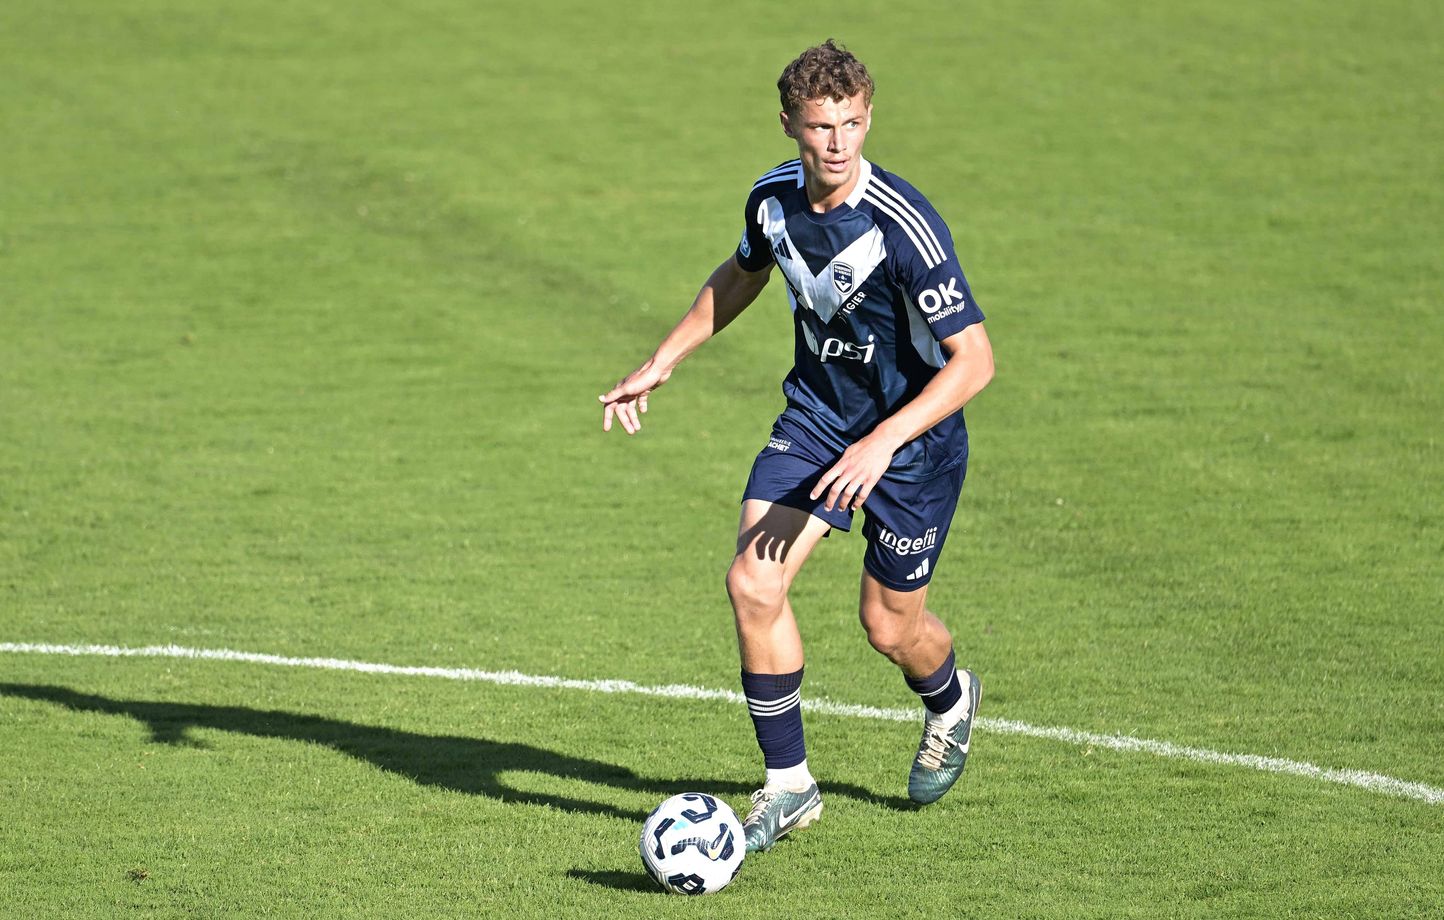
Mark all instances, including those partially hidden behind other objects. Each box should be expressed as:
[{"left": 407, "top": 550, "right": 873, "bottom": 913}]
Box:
[
  {"left": 741, "top": 668, "right": 806, "bottom": 769},
  {"left": 906, "top": 649, "right": 963, "bottom": 715}
]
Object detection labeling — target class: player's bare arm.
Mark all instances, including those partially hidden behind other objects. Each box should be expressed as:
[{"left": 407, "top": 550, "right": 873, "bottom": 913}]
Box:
[
  {"left": 811, "top": 322, "right": 994, "bottom": 512},
  {"left": 599, "top": 256, "right": 772, "bottom": 434}
]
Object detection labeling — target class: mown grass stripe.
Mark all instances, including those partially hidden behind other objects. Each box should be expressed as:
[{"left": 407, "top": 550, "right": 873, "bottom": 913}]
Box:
[{"left": 3, "top": 641, "right": 1440, "bottom": 806}]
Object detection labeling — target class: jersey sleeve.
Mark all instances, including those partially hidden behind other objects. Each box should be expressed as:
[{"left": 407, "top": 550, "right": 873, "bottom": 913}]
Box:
[
  {"left": 884, "top": 193, "right": 985, "bottom": 341},
  {"left": 734, "top": 184, "right": 776, "bottom": 273}
]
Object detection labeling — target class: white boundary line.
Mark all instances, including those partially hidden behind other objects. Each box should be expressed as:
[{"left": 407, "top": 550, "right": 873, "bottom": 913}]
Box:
[{"left": 2, "top": 641, "right": 1440, "bottom": 806}]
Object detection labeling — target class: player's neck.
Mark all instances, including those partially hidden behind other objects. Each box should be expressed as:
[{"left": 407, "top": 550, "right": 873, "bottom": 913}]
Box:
[{"left": 803, "top": 168, "right": 861, "bottom": 214}]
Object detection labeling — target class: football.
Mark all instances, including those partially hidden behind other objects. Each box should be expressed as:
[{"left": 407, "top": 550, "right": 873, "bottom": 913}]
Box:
[{"left": 639, "top": 793, "right": 745, "bottom": 895}]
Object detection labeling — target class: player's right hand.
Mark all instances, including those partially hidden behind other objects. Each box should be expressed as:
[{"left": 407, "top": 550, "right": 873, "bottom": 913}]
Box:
[{"left": 599, "top": 360, "right": 670, "bottom": 434}]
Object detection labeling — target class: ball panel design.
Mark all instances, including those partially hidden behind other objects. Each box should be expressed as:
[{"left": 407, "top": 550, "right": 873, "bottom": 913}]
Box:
[{"left": 638, "top": 793, "right": 745, "bottom": 895}]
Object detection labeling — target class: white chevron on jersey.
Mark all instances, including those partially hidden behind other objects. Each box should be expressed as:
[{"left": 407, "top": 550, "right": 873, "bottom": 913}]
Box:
[
  {"left": 757, "top": 196, "right": 887, "bottom": 324},
  {"left": 861, "top": 177, "right": 947, "bottom": 269}
]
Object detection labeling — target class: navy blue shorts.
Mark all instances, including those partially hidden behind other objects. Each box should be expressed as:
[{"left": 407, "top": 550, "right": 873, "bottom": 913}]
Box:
[{"left": 740, "top": 415, "right": 966, "bottom": 591}]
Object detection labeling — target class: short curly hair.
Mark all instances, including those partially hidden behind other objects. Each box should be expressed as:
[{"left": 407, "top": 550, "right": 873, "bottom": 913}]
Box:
[{"left": 777, "top": 39, "right": 875, "bottom": 115}]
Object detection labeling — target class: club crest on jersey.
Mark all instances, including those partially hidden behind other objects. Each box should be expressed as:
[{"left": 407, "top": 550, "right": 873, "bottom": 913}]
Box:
[{"left": 832, "top": 262, "right": 855, "bottom": 294}]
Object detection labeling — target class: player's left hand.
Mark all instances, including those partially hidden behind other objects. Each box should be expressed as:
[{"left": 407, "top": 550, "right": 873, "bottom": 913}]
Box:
[
  {"left": 811, "top": 432, "right": 901, "bottom": 512},
  {"left": 599, "top": 359, "right": 671, "bottom": 434}
]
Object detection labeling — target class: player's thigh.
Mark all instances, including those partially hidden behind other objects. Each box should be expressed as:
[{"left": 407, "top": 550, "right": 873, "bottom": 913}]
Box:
[
  {"left": 859, "top": 569, "right": 930, "bottom": 623},
  {"left": 732, "top": 499, "right": 833, "bottom": 592}
]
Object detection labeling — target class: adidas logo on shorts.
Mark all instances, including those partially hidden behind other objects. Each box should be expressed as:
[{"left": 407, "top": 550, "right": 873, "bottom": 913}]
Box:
[{"left": 905, "top": 558, "right": 932, "bottom": 581}]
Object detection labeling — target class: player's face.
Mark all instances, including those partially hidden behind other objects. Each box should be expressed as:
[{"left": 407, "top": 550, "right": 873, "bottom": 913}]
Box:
[{"left": 781, "top": 92, "right": 872, "bottom": 206}]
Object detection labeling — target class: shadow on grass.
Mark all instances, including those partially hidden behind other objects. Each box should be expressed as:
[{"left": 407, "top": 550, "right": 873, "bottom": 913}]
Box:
[
  {"left": 565, "top": 868, "right": 659, "bottom": 893},
  {"left": 0, "top": 683, "right": 913, "bottom": 820}
]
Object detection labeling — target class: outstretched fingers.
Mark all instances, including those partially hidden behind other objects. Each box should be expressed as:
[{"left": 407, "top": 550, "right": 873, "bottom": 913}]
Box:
[
  {"left": 600, "top": 362, "right": 666, "bottom": 435},
  {"left": 602, "top": 394, "right": 643, "bottom": 434}
]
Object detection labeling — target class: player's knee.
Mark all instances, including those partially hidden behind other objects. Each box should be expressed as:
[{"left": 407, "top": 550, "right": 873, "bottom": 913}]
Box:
[
  {"left": 859, "top": 603, "right": 921, "bottom": 660},
  {"left": 862, "top": 621, "right": 908, "bottom": 659},
  {"left": 725, "top": 558, "right": 787, "bottom": 616}
]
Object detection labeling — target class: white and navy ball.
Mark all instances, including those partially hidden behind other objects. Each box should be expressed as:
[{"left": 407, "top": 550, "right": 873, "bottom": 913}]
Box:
[{"left": 639, "top": 793, "right": 745, "bottom": 895}]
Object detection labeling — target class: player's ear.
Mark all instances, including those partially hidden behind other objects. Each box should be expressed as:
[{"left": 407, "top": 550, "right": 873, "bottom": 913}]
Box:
[{"left": 780, "top": 109, "right": 795, "bottom": 139}]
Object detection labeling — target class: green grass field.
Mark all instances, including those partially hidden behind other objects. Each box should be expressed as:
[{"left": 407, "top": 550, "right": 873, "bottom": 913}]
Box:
[{"left": 2, "top": 0, "right": 1441, "bottom": 916}]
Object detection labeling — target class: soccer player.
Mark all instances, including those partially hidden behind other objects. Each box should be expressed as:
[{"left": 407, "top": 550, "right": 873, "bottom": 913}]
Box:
[{"left": 600, "top": 40, "right": 994, "bottom": 853}]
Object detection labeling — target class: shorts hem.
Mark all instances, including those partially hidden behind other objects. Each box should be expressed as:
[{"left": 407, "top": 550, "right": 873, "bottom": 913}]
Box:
[
  {"left": 863, "top": 556, "right": 930, "bottom": 592},
  {"left": 739, "top": 493, "right": 851, "bottom": 533}
]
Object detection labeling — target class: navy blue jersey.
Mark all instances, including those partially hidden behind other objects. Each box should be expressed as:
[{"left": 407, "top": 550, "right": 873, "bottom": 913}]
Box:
[{"left": 735, "top": 158, "right": 985, "bottom": 482}]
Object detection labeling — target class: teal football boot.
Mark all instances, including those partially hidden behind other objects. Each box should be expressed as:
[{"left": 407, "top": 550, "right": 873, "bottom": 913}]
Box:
[
  {"left": 908, "top": 669, "right": 982, "bottom": 804},
  {"left": 742, "top": 783, "right": 823, "bottom": 852}
]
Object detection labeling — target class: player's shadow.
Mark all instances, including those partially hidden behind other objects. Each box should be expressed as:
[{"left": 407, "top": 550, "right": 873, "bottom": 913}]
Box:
[
  {"left": 0, "top": 683, "right": 912, "bottom": 819},
  {"left": 738, "top": 500, "right": 827, "bottom": 562}
]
